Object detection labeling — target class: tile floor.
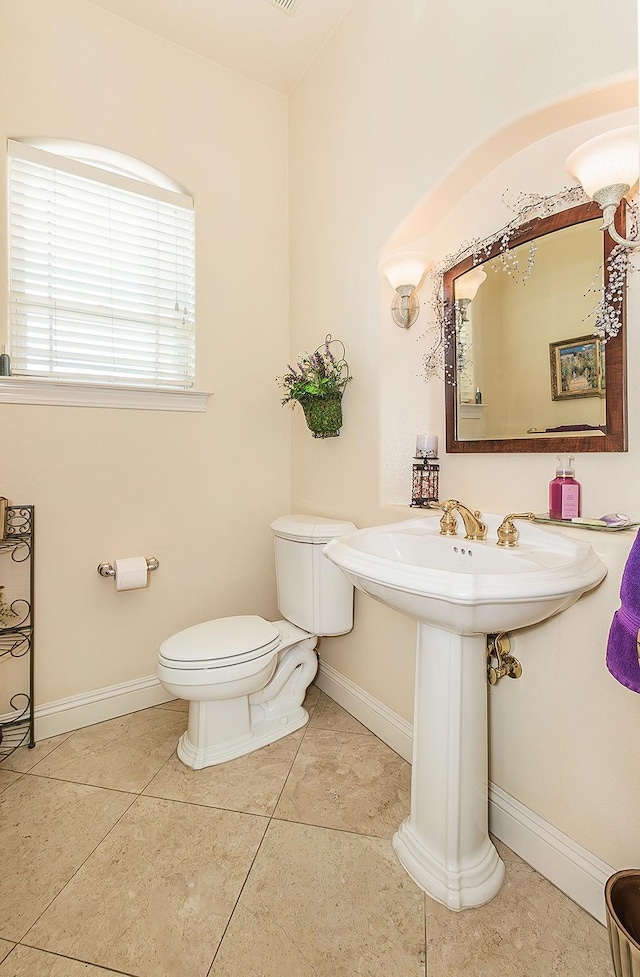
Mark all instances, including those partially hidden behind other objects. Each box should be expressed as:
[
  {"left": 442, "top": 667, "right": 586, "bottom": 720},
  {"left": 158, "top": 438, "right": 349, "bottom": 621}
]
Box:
[{"left": 0, "top": 687, "right": 612, "bottom": 976}]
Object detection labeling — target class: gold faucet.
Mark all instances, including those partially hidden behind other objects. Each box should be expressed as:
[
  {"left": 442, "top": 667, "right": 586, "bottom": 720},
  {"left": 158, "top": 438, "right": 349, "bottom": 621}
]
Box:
[
  {"left": 496, "top": 512, "right": 536, "bottom": 548},
  {"left": 429, "top": 499, "right": 488, "bottom": 541}
]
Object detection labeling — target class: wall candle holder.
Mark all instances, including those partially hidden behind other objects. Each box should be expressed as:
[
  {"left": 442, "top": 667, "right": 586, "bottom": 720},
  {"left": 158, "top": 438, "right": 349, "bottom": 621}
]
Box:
[{"left": 411, "top": 455, "right": 440, "bottom": 507}]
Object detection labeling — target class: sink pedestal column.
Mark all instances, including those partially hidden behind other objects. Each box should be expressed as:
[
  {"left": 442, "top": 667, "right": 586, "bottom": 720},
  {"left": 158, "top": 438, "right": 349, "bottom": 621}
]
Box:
[{"left": 392, "top": 622, "right": 504, "bottom": 909}]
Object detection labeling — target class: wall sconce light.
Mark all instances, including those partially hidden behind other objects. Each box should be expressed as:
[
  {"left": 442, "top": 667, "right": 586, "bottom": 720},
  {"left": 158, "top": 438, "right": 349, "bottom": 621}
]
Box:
[
  {"left": 454, "top": 267, "right": 487, "bottom": 322},
  {"left": 565, "top": 125, "right": 640, "bottom": 249},
  {"left": 380, "top": 251, "right": 429, "bottom": 328}
]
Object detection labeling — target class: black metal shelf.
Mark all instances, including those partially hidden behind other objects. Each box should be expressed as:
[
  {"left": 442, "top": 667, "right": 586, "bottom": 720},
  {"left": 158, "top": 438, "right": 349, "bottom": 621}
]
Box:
[{"left": 0, "top": 505, "right": 35, "bottom": 761}]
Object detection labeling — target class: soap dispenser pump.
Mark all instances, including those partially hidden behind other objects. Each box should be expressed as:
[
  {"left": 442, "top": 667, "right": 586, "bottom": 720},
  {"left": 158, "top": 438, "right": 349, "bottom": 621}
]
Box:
[{"left": 549, "top": 455, "right": 581, "bottom": 520}]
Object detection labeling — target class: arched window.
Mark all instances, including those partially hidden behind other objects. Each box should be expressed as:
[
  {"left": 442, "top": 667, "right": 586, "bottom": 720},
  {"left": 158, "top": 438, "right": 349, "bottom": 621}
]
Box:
[{"left": 8, "top": 140, "right": 195, "bottom": 391}]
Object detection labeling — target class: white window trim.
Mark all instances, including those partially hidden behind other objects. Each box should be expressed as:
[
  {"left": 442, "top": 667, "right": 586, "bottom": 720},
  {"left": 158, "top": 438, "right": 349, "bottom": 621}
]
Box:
[
  {"left": 9, "top": 140, "right": 193, "bottom": 209},
  {"left": 18, "top": 138, "right": 189, "bottom": 194},
  {"left": 0, "top": 376, "right": 211, "bottom": 411}
]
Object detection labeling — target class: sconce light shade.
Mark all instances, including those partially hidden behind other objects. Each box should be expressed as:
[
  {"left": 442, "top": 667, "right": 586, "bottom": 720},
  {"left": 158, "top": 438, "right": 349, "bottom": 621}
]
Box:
[
  {"left": 565, "top": 126, "right": 639, "bottom": 200},
  {"left": 565, "top": 126, "right": 640, "bottom": 250},
  {"left": 380, "top": 251, "right": 429, "bottom": 291},
  {"left": 380, "top": 251, "right": 429, "bottom": 329},
  {"left": 455, "top": 267, "right": 487, "bottom": 302}
]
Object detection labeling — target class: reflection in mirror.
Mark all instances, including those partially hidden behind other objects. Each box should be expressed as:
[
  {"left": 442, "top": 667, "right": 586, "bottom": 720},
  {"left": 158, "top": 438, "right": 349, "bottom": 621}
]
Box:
[
  {"left": 444, "top": 202, "right": 627, "bottom": 453},
  {"left": 454, "top": 267, "right": 487, "bottom": 408}
]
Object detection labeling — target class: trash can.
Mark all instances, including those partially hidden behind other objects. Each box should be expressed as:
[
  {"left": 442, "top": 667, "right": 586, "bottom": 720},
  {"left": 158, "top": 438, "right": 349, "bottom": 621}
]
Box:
[{"left": 606, "top": 870, "right": 640, "bottom": 977}]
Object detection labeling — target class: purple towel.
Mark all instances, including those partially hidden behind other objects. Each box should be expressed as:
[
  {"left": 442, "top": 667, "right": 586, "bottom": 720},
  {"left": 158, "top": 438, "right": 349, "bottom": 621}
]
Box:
[{"left": 606, "top": 529, "right": 640, "bottom": 693}]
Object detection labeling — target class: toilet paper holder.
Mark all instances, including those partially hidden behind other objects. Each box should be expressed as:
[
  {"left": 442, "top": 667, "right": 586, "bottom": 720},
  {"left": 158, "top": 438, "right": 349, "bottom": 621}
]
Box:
[{"left": 97, "top": 557, "right": 160, "bottom": 577}]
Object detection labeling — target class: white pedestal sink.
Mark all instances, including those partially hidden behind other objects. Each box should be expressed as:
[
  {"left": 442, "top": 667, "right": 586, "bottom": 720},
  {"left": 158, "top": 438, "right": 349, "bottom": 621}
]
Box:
[{"left": 324, "top": 513, "right": 606, "bottom": 910}]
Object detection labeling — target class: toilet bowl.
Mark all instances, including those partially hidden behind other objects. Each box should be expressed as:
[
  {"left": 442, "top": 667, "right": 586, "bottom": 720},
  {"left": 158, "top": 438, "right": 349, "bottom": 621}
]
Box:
[{"left": 157, "top": 515, "right": 356, "bottom": 769}]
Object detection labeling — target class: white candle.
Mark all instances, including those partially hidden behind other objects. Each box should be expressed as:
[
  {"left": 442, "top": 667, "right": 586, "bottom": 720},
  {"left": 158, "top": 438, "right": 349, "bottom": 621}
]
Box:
[
  {"left": 415, "top": 434, "right": 428, "bottom": 457},
  {"left": 425, "top": 435, "right": 438, "bottom": 458}
]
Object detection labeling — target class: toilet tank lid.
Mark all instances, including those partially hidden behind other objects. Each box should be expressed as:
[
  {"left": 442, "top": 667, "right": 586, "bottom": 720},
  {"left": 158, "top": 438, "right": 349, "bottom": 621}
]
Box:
[{"left": 270, "top": 514, "right": 356, "bottom": 543}]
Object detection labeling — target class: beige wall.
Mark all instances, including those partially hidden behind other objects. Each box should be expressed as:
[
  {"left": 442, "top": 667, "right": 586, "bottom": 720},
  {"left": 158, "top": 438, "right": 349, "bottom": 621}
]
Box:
[
  {"left": 0, "top": 0, "right": 290, "bottom": 707},
  {"left": 288, "top": 0, "right": 640, "bottom": 867}
]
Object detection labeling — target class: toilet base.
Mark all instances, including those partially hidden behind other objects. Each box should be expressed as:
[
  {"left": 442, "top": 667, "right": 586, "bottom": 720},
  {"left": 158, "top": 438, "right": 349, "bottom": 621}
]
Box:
[
  {"left": 173, "top": 632, "right": 319, "bottom": 770},
  {"left": 177, "top": 704, "right": 309, "bottom": 769}
]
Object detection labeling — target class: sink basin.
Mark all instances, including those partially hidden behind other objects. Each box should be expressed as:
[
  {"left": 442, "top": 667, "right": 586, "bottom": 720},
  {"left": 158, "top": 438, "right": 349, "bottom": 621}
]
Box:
[
  {"left": 324, "top": 513, "right": 606, "bottom": 634},
  {"left": 324, "top": 514, "right": 606, "bottom": 910}
]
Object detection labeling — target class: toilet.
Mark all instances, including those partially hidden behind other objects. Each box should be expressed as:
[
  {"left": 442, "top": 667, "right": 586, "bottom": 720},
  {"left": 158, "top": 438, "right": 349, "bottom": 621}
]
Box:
[{"left": 157, "top": 514, "right": 356, "bottom": 769}]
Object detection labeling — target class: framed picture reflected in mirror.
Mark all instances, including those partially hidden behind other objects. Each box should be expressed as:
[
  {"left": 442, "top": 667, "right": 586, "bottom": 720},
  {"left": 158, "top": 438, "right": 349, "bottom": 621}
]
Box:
[{"left": 549, "top": 335, "right": 604, "bottom": 401}]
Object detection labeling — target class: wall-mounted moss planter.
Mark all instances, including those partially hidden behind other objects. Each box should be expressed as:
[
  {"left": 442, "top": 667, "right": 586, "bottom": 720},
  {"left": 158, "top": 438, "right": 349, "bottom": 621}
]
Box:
[
  {"left": 300, "top": 393, "right": 343, "bottom": 438},
  {"left": 277, "top": 335, "right": 351, "bottom": 440}
]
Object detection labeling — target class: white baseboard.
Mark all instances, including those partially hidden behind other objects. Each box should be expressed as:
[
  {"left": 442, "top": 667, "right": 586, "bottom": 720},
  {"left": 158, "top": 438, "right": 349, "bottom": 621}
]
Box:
[
  {"left": 315, "top": 659, "right": 612, "bottom": 925},
  {"left": 315, "top": 660, "right": 413, "bottom": 762},
  {"left": 5, "top": 674, "right": 175, "bottom": 741},
  {"left": 488, "top": 784, "right": 612, "bottom": 925}
]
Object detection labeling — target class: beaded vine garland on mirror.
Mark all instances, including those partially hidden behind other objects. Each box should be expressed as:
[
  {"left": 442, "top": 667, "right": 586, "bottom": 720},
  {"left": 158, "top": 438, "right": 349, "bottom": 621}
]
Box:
[{"left": 420, "top": 187, "right": 637, "bottom": 386}]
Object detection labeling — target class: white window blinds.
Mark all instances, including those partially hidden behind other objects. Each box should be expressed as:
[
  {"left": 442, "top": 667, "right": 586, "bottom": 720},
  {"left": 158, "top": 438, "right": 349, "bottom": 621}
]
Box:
[{"left": 8, "top": 141, "right": 195, "bottom": 389}]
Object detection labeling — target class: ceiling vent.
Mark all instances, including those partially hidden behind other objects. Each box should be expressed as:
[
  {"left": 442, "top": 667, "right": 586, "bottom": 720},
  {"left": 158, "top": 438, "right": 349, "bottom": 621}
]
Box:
[{"left": 265, "top": 0, "right": 303, "bottom": 15}]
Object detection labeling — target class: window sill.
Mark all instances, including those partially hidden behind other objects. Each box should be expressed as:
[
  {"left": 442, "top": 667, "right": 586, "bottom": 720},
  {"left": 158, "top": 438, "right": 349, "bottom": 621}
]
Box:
[{"left": 0, "top": 377, "right": 211, "bottom": 411}]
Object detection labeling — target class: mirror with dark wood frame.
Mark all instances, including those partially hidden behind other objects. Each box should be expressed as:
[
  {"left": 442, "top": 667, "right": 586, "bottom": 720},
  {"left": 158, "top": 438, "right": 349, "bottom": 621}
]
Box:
[{"left": 443, "top": 202, "right": 627, "bottom": 453}]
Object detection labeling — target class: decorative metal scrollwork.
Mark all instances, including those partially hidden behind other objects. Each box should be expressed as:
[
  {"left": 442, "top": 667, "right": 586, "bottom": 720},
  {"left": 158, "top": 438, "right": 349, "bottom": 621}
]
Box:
[
  {"left": 2, "top": 507, "right": 33, "bottom": 562},
  {"left": 1, "top": 505, "right": 35, "bottom": 761},
  {"left": 0, "top": 693, "right": 31, "bottom": 760},
  {"left": 0, "top": 626, "right": 31, "bottom": 660},
  {"left": 5, "top": 506, "right": 33, "bottom": 537}
]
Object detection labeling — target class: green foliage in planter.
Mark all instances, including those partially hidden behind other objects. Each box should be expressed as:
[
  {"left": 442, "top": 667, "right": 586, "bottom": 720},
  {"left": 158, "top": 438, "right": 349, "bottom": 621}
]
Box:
[{"left": 277, "top": 335, "right": 351, "bottom": 437}]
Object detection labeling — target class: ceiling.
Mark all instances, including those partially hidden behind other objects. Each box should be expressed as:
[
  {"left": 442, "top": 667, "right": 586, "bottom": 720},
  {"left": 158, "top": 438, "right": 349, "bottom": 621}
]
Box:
[{"left": 86, "top": 0, "right": 354, "bottom": 94}]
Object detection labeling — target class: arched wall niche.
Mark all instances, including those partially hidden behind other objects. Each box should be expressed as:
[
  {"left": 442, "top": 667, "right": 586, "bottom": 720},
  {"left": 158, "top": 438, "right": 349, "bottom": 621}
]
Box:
[
  {"left": 385, "top": 76, "right": 636, "bottom": 255},
  {"left": 379, "top": 77, "right": 638, "bottom": 507}
]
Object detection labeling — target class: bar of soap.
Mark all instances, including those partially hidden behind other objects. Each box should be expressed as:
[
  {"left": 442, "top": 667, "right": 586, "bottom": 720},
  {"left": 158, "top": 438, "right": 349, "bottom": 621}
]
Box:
[{"left": 599, "top": 512, "right": 631, "bottom": 527}]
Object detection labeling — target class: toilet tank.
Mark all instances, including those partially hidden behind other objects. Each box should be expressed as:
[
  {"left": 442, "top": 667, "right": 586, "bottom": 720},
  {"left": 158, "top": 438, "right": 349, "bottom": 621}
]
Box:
[{"left": 270, "top": 515, "right": 356, "bottom": 636}]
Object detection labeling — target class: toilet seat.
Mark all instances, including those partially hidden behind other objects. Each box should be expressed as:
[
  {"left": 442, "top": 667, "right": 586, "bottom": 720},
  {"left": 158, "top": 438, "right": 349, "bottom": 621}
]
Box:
[{"left": 158, "top": 615, "right": 281, "bottom": 670}]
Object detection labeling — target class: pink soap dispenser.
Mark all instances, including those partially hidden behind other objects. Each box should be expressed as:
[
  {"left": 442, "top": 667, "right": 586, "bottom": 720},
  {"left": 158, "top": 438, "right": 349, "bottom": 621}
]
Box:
[{"left": 549, "top": 455, "right": 581, "bottom": 520}]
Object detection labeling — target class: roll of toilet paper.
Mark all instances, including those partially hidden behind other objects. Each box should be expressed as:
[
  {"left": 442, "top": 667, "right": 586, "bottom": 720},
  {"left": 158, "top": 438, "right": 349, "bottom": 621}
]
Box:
[{"left": 114, "top": 556, "right": 148, "bottom": 592}]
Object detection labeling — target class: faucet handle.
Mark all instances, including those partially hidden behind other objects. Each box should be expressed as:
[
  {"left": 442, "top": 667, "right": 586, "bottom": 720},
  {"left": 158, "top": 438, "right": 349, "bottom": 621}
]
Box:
[
  {"left": 426, "top": 500, "right": 458, "bottom": 536},
  {"left": 439, "top": 510, "right": 458, "bottom": 536},
  {"left": 496, "top": 512, "right": 536, "bottom": 548}
]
